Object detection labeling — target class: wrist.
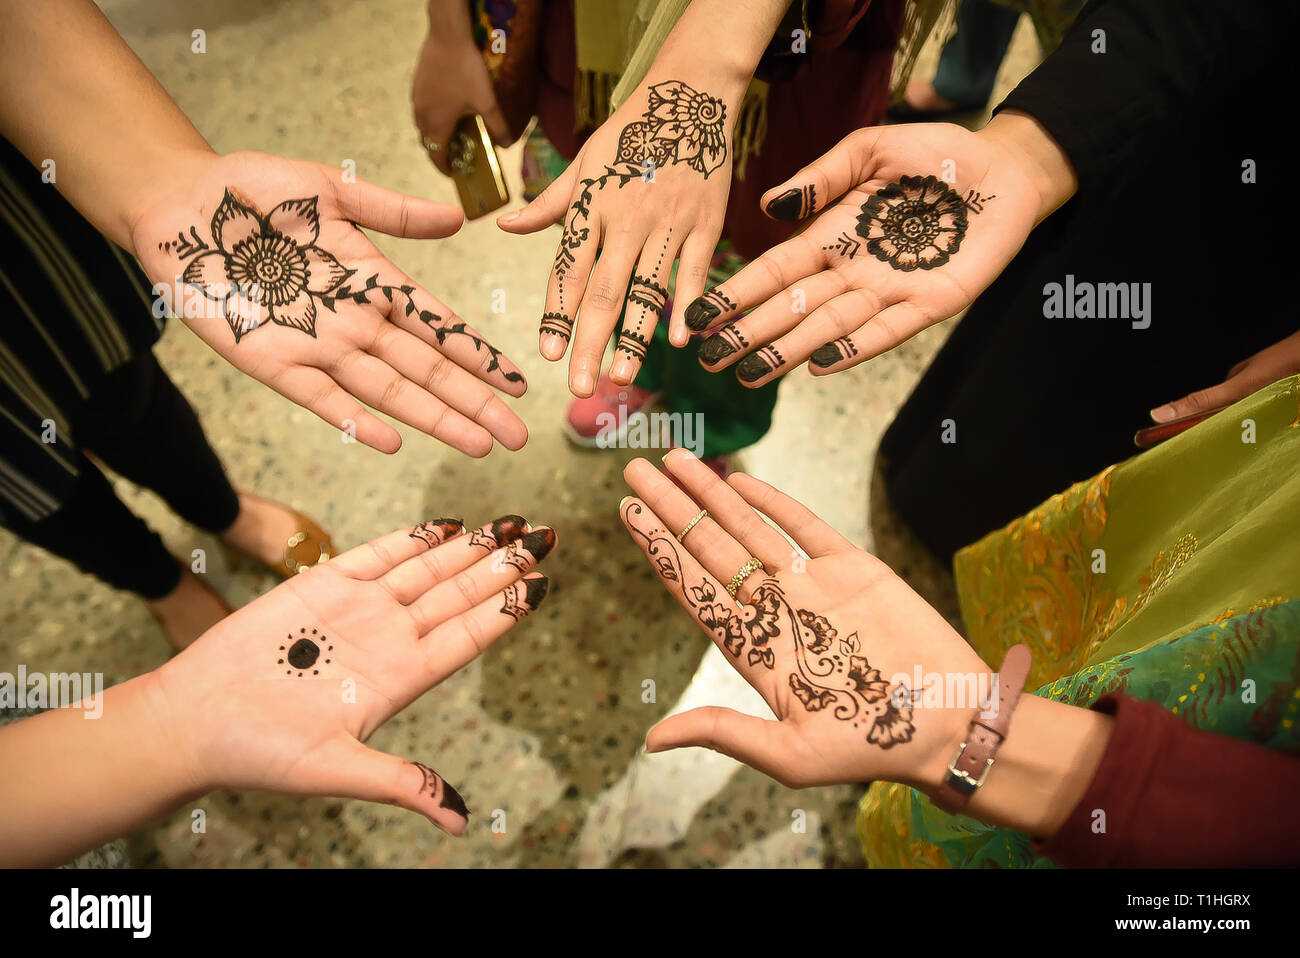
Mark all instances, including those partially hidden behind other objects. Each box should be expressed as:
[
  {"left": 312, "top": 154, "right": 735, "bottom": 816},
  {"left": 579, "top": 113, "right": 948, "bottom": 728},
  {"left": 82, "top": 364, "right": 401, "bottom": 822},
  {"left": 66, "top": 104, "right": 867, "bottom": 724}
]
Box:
[
  {"left": 122, "top": 145, "right": 219, "bottom": 257},
  {"left": 979, "top": 109, "right": 1077, "bottom": 224},
  {"left": 949, "top": 695, "right": 1113, "bottom": 838},
  {"left": 134, "top": 664, "right": 212, "bottom": 800}
]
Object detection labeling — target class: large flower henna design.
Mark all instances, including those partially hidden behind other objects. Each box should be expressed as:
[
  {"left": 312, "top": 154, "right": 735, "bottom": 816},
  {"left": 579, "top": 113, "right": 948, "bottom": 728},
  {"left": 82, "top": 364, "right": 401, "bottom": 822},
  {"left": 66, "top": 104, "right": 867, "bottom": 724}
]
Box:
[
  {"left": 852, "top": 175, "right": 994, "bottom": 272},
  {"left": 616, "top": 80, "right": 729, "bottom": 179},
  {"left": 162, "top": 190, "right": 523, "bottom": 383}
]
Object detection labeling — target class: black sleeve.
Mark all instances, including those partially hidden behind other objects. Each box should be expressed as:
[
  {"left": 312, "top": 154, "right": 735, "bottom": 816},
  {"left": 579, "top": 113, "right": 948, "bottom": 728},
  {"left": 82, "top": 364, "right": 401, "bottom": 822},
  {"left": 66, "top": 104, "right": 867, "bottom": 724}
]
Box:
[{"left": 996, "top": 0, "right": 1295, "bottom": 192}]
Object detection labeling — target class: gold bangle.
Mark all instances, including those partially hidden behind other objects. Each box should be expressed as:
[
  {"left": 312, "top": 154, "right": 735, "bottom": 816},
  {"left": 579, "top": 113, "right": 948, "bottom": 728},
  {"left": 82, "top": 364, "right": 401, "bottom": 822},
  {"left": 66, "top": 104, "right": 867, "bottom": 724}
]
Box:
[
  {"left": 727, "top": 557, "right": 764, "bottom": 598},
  {"left": 676, "top": 509, "right": 709, "bottom": 542}
]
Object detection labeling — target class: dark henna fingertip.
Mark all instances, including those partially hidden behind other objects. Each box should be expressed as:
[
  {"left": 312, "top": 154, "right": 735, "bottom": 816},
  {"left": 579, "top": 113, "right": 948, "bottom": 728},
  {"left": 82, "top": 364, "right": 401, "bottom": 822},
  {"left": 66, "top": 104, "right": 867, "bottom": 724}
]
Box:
[
  {"left": 736, "top": 353, "right": 773, "bottom": 383},
  {"left": 414, "top": 762, "right": 470, "bottom": 818},
  {"left": 410, "top": 518, "right": 463, "bottom": 546},
  {"left": 699, "top": 334, "right": 736, "bottom": 365},
  {"left": 765, "top": 185, "right": 814, "bottom": 221},
  {"left": 810, "top": 337, "right": 859, "bottom": 369},
  {"left": 470, "top": 515, "right": 527, "bottom": 551},
  {"left": 500, "top": 575, "right": 550, "bottom": 620},
  {"left": 685, "top": 297, "right": 720, "bottom": 331},
  {"left": 439, "top": 780, "right": 470, "bottom": 818},
  {"left": 519, "top": 527, "right": 557, "bottom": 562}
]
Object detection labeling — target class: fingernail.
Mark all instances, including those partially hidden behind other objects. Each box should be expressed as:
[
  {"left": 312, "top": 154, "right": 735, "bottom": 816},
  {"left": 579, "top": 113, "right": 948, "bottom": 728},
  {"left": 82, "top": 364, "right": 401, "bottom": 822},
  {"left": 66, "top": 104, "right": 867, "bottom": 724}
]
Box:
[
  {"left": 699, "top": 334, "right": 736, "bottom": 365},
  {"left": 737, "top": 353, "right": 772, "bottom": 383},
  {"left": 619, "top": 495, "right": 633, "bottom": 508},
  {"left": 609, "top": 357, "right": 635, "bottom": 383},
  {"left": 519, "top": 527, "right": 557, "bottom": 561},
  {"left": 1150, "top": 405, "right": 1176, "bottom": 423},
  {"left": 765, "top": 187, "right": 805, "bottom": 221},
  {"left": 685, "top": 296, "right": 720, "bottom": 331},
  {"left": 572, "top": 370, "right": 594, "bottom": 395},
  {"left": 499, "top": 209, "right": 520, "bottom": 223}
]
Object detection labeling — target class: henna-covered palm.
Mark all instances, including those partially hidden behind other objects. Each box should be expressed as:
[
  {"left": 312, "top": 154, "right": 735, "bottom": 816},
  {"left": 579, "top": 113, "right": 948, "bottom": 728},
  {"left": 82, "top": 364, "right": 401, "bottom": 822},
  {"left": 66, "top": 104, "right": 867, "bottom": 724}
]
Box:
[
  {"left": 148, "top": 515, "right": 555, "bottom": 834},
  {"left": 685, "top": 123, "right": 1041, "bottom": 386},
  {"left": 133, "top": 151, "right": 528, "bottom": 456},
  {"left": 498, "top": 80, "right": 734, "bottom": 395},
  {"left": 620, "top": 450, "right": 988, "bottom": 790}
]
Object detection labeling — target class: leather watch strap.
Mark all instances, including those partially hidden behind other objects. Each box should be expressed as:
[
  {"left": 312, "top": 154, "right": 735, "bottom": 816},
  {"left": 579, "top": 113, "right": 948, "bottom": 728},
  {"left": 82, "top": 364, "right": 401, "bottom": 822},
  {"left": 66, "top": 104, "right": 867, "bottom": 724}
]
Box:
[{"left": 932, "top": 644, "right": 1033, "bottom": 814}]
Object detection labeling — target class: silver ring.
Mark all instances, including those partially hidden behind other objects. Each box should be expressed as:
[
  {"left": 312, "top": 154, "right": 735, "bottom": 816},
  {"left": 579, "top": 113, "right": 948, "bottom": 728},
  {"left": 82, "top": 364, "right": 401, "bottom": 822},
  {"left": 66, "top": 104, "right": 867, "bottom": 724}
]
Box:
[{"left": 422, "top": 136, "right": 442, "bottom": 153}]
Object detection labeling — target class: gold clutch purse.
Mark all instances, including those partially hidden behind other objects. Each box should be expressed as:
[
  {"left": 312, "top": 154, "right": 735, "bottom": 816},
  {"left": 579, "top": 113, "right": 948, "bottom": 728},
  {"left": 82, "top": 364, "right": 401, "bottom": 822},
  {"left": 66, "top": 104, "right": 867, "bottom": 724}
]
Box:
[{"left": 447, "top": 113, "right": 509, "bottom": 219}]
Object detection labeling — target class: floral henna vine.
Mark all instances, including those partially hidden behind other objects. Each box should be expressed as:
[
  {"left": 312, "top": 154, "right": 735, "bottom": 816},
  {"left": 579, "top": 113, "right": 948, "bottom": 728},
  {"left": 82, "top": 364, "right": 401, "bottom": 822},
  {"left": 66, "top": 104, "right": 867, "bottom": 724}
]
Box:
[
  {"left": 624, "top": 500, "right": 915, "bottom": 750},
  {"left": 851, "top": 175, "right": 995, "bottom": 272},
  {"left": 413, "top": 762, "right": 470, "bottom": 817},
  {"left": 276, "top": 627, "right": 334, "bottom": 678},
  {"left": 409, "top": 519, "right": 463, "bottom": 548},
  {"left": 164, "top": 190, "right": 522, "bottom": 383},
  {"left": 782, "top": 603, "right": 916, "bottom": 749},
  {"left": 500, "top": 577, "right": 550, "bottom": 622}
]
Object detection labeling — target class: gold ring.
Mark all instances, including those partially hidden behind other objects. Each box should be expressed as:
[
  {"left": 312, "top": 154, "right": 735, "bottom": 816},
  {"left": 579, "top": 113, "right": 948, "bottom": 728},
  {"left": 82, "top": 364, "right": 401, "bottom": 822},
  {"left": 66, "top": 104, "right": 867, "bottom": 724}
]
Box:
[
  {"left": 676, "top": 509, "right": 709, "bottom": 542},
  {"left": 727, "top": 557, "right": 764, "bottom": 598}
]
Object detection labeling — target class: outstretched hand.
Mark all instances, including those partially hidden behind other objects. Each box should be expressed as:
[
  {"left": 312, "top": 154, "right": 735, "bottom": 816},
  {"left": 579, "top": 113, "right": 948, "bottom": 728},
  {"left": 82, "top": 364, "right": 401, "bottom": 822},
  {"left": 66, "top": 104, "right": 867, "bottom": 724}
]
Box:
[
  {"left": 149, "top": 515, "right": 556, "bottom": 834},
  {"left": 134, "top": 151, "right": 529, "bottom": 456},
  {"left": 619, "top": 450, "right": 988, "bottom": 791},
  {"left": 498, "top": 79, "right": 735, "bottom": 395},
  {"left": 682, "top": 121, "right": 1044, "bottom": 386}
]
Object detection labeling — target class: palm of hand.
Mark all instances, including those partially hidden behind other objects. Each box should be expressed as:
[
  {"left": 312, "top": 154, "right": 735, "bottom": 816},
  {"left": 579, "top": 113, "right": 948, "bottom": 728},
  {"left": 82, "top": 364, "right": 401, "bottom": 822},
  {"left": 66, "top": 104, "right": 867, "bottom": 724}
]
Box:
[
  {"left": 132, "top": 151, "right": 528, "bottom": 456},
  {"left": 155, "top": 564, "right": 430, "bottom": 794},
  {"left": 691, "top": 123, "right": 1041, "bottom": 384},
  {"left": 688, "top": 549, "right": 983, "bottom": 788}
]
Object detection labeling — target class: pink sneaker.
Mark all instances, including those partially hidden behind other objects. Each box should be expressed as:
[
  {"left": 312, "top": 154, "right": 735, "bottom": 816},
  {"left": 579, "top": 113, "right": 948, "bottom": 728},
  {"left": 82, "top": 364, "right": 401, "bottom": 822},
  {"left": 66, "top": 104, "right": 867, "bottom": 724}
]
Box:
[{"left": 563, "top": 375, "right": 661, "bottom": 448}]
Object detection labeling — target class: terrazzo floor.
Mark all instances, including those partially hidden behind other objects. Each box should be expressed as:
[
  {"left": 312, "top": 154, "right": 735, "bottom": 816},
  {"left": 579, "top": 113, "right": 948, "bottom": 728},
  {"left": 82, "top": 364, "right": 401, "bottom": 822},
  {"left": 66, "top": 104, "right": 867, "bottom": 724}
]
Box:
[{"left": 0, "top": 0, "right": 1040, "bottom": 868}]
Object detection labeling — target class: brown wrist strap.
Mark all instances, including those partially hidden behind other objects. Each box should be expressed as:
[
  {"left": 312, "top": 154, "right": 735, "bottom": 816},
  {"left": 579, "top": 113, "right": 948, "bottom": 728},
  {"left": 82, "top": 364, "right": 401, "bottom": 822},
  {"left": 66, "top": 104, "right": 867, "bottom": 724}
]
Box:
[{"left": 932, "top": 644, "right": 1033, "bottom": 815}]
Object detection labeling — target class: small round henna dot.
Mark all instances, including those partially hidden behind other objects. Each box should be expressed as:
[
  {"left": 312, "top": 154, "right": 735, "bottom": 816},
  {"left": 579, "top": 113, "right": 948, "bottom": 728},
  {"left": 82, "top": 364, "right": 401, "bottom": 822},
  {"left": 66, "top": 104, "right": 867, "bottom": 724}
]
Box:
[{"left": 287, "top": 637, "right": 320, "bottom": 670}]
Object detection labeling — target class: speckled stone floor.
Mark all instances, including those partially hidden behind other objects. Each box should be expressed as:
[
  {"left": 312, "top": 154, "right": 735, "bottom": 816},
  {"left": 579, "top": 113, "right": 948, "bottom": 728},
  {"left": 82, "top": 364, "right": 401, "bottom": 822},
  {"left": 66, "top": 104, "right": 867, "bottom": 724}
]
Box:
[{"left": 0, "top": 1, "right": 1039, "bottom": 867}]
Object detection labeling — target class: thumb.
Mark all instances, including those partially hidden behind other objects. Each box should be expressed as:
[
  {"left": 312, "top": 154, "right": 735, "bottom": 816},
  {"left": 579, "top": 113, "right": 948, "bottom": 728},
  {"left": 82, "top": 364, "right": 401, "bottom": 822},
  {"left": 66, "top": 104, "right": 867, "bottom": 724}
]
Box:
[
  {"left": 1149, "top": 377, "right": 1246, "bottom": 423},
  {"left": 647, "top": 707, "right": 800, "bottom": 785},
  {"left": 336, "top": 742, "right": 471, "bottom": 836},
  {"left": 496, "top": 159, "right": 581, "bottom": 233},
  {"left": 481, "top": 102, "right": 514, "bottom": 147},
  {"left": 334, "top": 175, "right": 465, "bottom": 239},
  {"left": 760, "top": 126, "right": 884, "bottom": 222}
]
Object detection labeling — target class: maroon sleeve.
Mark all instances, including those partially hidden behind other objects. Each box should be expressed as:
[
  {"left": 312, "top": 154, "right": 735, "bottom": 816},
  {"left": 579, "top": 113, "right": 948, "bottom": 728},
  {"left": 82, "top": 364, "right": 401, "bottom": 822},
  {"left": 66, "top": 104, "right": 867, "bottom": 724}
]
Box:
[{"left": 1034, "top": 693, "right": 1300, "bottom": 867}]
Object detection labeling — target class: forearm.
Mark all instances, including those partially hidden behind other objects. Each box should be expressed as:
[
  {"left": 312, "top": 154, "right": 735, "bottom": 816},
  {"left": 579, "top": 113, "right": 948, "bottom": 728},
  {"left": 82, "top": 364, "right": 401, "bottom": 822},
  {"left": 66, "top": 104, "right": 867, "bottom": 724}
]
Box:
[
  {"left": 0, "top": 673, "right": 202, "bottom": 867},
  {"left": 0, "top": 0, "right": 213, "bottom": 250},
  {"left": 426, "top": 0, "right": 473, "bottom": 39},
  {"left": 649, "top": 0, "right": 791, "bottom": 97}
]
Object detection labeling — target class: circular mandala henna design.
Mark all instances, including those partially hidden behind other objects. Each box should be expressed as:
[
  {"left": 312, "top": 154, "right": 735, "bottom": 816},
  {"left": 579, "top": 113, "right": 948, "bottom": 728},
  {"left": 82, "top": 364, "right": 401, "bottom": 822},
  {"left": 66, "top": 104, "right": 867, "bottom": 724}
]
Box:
[
  {"left": 277, "top": 627, "right": 334, "bottom": 677},
  {"left": 855, "top": 174, "right": 970, "bottom": 272}
]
